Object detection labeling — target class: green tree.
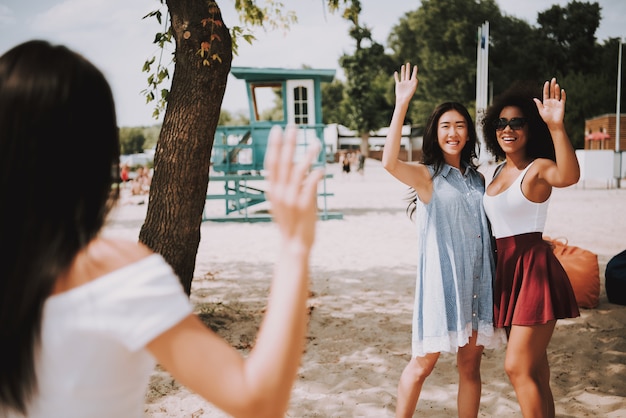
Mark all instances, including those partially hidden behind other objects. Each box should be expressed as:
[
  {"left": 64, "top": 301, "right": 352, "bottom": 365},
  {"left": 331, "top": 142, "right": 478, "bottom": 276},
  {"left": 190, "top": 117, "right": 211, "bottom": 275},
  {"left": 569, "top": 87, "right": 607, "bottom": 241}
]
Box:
[
  {"left": 596, "top": 37, "right": 626, "bottom": 115},
  {"left": 321, "top": 79, "right": 348, "bottom": 124},
  {"left": 488, "top": 1, "right": 604, "bottom": 150},
  {"left": 515, "top": 1, "right": 604, "bottom": 149},
  {"left": 339, "top": 0, "right": 395, "bottom": 156},
  {"left": 557, "top": 71, "right": 613, "bottom": 149},
  {"left": 387, "top": 0, "right": 609, "bottom": 152},
  {"left": 218, "top": 108, "right": 250, "bottom": 126},
  {"left": 559, "top": 36, "right": 626, "bottom": 148},
  {"left": 258, "top": 86, "right": 285, "bottom": 121},
  {"left": 141, "top": 124, "right": 162, "bottom": 150},
  {"left": 119, "top": 128, "right": 147, "bottom": 155},
  {"left": 536, "top": 1, "right": 602, "bottom": 76},
  {"left": 139, "top": 0, "right": 353, "bottom": 295},
  {"left": 487, "top": 15, "right": 548, "bottom": 95},
  {"left": 387, "top": 0, "right": 501, "bottom": 126}
]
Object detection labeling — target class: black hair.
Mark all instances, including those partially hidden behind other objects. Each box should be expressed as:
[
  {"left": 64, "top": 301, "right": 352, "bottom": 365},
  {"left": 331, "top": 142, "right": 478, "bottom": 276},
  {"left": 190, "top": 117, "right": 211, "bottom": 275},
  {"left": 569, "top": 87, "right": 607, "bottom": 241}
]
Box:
[
  {"left": 481, "top": 81, "right": 556, "bottom": 162},
  {"left": 406, "top": 102, "right": 478, "bottom": 218},
  {"left": 0, "top": 40, "right": 119, "bottom": 413}
]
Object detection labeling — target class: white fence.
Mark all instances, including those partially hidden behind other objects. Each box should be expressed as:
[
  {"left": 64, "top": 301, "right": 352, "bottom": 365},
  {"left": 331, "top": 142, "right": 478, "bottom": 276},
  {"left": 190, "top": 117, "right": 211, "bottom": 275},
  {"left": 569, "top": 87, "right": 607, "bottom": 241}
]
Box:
[{"left": 575, "top": 150, "right": 626, "bottom": 188}]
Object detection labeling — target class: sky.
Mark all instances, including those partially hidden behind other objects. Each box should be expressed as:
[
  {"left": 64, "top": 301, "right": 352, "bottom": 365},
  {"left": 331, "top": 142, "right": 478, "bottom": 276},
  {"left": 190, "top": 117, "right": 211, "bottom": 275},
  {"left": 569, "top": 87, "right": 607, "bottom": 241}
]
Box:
[{"left": 1, "top": 0, "right": 625, "bottom": 127}]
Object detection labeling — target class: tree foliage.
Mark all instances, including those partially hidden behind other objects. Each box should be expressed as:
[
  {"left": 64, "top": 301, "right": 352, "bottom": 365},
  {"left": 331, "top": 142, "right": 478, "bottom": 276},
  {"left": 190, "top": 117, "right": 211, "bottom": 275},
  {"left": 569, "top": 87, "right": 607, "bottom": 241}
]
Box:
[
  {"left": 339, "top": 32, "right": 394, "bottom": 138},
  {"left": 324, "top": 0, "right": 394, "bottom": 154},
  {"left": 384, "top": 0, "right": 621, "bottom": 149},
  {"left": 387, "top": 0, "right": 502, "bottom": 125},
  {"left": 119, "top": 128, "right": 147, "bottom": 155},
  {"left": 321, "top": 80, "right": 348, "bottom": 125},
  {"left": 537, "top": 1, "right": 602, "bottom": 76},
  {"left": 218, "top": 108, "right": 250, "bottom": 126}
]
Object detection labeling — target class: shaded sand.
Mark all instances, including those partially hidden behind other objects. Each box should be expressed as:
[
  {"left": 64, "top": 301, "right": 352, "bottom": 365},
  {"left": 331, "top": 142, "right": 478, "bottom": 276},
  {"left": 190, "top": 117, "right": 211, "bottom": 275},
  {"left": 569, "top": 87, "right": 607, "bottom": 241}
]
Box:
[{"left": 104, "top": 159, "right": 626, "bottom": 418}]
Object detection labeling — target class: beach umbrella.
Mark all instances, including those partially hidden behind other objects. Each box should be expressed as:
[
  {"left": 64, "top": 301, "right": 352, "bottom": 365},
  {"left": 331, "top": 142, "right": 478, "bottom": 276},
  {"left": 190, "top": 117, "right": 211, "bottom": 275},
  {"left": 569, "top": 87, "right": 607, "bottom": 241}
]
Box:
[{"left": 585, "top": 132, "right": 610, "bottom": 141}]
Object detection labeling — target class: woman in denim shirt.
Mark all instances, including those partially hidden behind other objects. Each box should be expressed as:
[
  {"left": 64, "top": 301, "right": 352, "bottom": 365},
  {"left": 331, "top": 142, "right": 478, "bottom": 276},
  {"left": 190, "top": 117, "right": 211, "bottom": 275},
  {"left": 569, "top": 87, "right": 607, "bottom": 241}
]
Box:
[{"left": 382, "top": 63, "right": 504, "bottom": 418}]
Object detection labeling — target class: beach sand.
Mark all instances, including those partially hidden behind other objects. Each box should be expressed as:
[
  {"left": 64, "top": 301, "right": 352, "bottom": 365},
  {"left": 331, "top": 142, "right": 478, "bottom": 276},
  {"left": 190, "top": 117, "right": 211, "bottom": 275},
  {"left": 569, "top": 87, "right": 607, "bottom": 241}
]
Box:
[{"left": 105, "top": 159, "right": 626, "bottom": 417}]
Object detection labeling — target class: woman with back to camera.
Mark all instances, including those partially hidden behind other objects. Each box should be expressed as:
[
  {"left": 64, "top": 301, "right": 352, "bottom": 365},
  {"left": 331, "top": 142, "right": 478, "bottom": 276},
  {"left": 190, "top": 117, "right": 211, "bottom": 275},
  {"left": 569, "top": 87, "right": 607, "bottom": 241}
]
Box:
[
  {"left": 383, "top": 63, "right": 503, "bottom": 418},
  {"left": 481, "top": 78, "right": 580, "bottom": 418},
  {"left": 0, "top": 40, "right": 322, "bottom": 418}
]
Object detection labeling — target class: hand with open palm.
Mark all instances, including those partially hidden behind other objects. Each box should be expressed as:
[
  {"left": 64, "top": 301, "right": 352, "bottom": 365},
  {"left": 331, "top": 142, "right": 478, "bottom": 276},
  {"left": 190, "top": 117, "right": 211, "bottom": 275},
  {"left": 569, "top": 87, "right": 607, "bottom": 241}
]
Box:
[
  {"left": 394, "top": 63, "right": 419, "bottom": 107},
  {"left": 533, "top": 77, "right": 566, "bottom": 130},
  {"left": 264, "top": 125, "right": 323, "bottom": 251}
]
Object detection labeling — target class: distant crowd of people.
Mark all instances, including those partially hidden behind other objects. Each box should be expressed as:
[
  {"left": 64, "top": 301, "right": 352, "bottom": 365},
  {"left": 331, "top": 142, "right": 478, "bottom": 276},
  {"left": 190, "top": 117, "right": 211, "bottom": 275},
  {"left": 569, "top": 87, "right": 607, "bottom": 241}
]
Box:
[
  {"left": 120, "top": 163, "right": 152, "bottom": 196},
  {"left": 340, "top": 149, "right": 365, "bottom": 176}
]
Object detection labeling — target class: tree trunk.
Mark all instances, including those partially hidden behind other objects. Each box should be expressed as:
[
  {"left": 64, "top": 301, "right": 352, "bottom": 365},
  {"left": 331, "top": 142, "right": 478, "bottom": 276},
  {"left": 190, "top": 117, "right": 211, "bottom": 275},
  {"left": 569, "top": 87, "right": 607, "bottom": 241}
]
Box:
[
  {"left": 360, "top": 132, "right": 370, "bottom": 157},
  {"left": 139, "top": 0, "right": 232, "bottom": 295}
]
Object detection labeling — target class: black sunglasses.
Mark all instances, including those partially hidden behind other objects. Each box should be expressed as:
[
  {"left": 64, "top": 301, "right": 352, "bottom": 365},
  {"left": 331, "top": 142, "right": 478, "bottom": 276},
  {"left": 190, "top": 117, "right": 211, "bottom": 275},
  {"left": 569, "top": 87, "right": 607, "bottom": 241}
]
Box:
[{"left": 494, "top": 118, "right": 527, "bottom": 131}]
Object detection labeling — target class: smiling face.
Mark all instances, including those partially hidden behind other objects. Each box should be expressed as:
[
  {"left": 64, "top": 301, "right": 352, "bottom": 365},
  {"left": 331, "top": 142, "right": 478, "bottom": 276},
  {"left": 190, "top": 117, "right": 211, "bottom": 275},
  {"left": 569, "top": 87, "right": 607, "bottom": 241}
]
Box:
[
  {"left": 437, "top": 109, "right": 468, "bottom": 166},
  {"left": 496, "top": 106, "right": 529, "bottom": 156}
]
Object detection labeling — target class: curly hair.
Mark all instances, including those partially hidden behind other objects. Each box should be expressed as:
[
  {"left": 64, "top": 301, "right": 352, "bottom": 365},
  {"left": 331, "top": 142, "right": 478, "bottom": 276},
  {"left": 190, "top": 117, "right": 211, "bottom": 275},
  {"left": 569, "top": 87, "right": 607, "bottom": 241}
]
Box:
[{"left": 481, "top": 81, "right": 556, "bottom": 162}]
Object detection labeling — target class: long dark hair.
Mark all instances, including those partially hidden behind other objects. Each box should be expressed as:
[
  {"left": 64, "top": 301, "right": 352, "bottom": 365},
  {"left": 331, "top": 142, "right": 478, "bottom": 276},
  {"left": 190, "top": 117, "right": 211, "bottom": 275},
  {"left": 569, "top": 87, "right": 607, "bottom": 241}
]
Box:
[
  {"left": 407, "top": 102, "right": 478, "bottom": 218},
  {"left": 481, "top": 81, "right": 556, "bottom": 162},
  {"left": 0, "top": 40, "right": 120, "bottom": 413}
]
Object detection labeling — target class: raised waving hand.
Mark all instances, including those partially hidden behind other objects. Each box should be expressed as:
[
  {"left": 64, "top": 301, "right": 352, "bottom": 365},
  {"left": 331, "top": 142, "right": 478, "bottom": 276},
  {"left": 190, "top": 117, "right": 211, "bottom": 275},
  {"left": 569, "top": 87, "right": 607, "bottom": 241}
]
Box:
[
  {"left": 533, "top": 77, "right": 566, "bottom": 130},
  {"left": 394, "top": 63, "right": 419, "bottom": 106},
  {"left": 264, "top": 125, "right": 323, "bottom": 251}
]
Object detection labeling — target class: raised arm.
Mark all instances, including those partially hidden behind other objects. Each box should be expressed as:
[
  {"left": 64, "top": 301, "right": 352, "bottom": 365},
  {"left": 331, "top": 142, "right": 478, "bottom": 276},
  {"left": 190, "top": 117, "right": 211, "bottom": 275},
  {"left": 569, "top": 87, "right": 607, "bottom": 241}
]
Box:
[
  {"left": 382, "top": 63, "right": 430, "bottom": 192},
  {"left": 533, "top": 78, "right": 580, "bottom": 187},
  {"left": 147, "top": 126, "right": 322, "bottom": 418}
]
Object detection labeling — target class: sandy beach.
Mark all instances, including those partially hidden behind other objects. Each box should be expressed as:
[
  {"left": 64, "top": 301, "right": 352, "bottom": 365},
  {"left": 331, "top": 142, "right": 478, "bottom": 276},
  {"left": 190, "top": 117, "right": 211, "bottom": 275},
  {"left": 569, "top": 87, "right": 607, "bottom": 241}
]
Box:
[{"left": 105, "top": 158, "right": 626, "bottom": 418}]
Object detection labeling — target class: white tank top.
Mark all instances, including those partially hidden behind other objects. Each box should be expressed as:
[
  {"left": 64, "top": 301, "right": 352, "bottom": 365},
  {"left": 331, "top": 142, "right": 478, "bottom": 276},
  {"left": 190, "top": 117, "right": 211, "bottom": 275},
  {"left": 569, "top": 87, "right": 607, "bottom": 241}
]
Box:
[{"left": 483, "top": 161, "right": 550, "bottom": 239}]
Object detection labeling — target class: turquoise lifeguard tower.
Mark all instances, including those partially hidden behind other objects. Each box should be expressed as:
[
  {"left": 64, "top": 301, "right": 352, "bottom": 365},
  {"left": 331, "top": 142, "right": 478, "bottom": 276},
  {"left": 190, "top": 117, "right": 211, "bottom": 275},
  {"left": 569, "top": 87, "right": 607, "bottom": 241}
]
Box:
[{"left": 204, "top": 66, "right": 342, "bottom": 222}]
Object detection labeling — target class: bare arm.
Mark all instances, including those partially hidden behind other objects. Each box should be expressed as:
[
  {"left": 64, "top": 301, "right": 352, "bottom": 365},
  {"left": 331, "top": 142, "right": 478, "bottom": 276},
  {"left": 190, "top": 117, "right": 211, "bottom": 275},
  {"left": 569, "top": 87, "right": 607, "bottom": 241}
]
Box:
[
  {"left": 533, "top": 78, "right": 580, "bottom": 188},
  {"left": 147, "top": 126, "right": 322, "bottom": 418},
  {"left": 382, "top": 63, "right": 431, "bottom": 197}
]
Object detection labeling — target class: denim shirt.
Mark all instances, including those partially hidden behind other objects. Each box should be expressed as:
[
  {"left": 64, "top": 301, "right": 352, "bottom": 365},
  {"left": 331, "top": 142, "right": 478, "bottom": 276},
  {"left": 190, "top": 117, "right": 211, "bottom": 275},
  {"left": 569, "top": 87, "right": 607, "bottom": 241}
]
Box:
[{"left": 411, "top": 163, "right": 501, "bottom": 356}]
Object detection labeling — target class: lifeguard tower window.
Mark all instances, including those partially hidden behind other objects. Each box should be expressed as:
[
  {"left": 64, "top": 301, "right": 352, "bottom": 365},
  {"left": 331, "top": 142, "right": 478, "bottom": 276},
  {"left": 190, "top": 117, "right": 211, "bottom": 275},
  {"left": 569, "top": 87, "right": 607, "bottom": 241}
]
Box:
[
  {"left": 293, "top": 86, "right": 309, "bottom": 124},
  {"left": 251, "top": 83, "right": 284, "bottom": 122}
]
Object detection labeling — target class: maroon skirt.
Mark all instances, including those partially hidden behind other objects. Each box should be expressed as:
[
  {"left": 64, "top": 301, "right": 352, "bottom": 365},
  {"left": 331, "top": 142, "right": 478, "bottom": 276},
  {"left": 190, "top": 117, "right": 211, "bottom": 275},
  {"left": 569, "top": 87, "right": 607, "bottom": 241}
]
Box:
[{"left": 494, "top": 232, "right": 580, "bottom": 327}]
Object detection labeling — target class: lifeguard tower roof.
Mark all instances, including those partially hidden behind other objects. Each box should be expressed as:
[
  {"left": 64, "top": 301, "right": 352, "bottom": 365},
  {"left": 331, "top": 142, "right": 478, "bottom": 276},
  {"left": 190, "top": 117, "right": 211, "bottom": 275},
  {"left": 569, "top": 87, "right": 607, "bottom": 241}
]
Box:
[{"left": 231, "top": 67, "right": 336, "bottom": 82}]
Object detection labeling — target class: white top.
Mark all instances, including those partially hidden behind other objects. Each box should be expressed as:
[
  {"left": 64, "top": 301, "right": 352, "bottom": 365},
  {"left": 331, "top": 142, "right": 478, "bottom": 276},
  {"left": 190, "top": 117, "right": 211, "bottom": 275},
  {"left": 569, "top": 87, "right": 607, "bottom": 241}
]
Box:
[
  {"left": 483, "top": 161, "right": 550, "bottom": 239},
  {"left": 9, "top": 254, "right": 193, "bottom": 418}
]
